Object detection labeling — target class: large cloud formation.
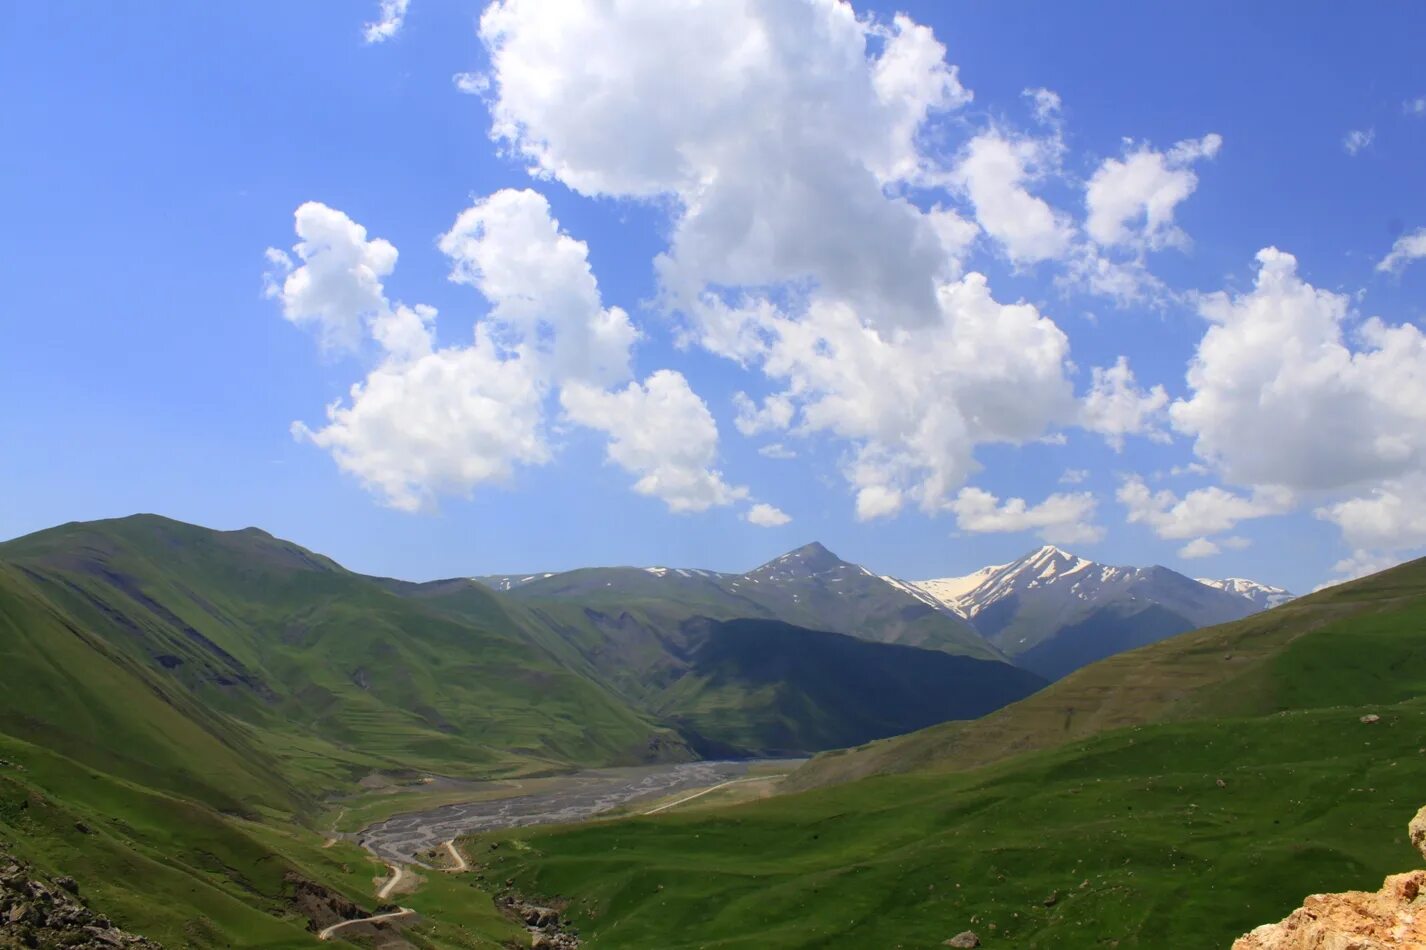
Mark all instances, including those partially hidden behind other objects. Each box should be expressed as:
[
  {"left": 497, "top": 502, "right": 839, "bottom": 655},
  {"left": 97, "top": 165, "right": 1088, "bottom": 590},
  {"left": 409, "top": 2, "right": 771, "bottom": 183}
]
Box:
[
  {"left": 1158, "top": 248, "right": 1426, "bottom": 576},
  {"left": 266, "top": 192, "right": 748, "bottom": 514},
  {"left": 472, "top": 0, "right": 1096, "bottom": 524}
]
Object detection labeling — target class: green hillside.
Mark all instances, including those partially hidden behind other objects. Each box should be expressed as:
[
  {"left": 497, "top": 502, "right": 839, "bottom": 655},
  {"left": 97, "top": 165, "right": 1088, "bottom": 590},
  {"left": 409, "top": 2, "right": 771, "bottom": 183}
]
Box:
[
  {"left": 648, "top": 618, "right": 1044, "bottom": 755},
  {"left": 0, "top": 514, "right": 691, "bottom": 804},
  {"left": 790, "top": 554, "right": 1426, "bottom": 790},
  {"left": 472, "top": 557, "right": 1426, "bottom": 948},
  {"left": 0, "top": 514, "right": 1043, "bottom": 945}
]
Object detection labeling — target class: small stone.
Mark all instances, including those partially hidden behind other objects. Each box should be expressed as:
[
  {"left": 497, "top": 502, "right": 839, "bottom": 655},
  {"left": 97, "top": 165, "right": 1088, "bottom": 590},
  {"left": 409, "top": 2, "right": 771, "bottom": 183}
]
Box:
[
  {"left": 945, "top": 932, "right": 980, "bottom": 948},
  {"left": 74, "top": 821, "right": 92, "bottom": 834},
  {"left": 1043, "top": 889, "right": 1060, "bottom": 906},
  {"left": 1361, "top": 714, "right": 1381, "bottom": 724},
  {"left": 1216, "top": 778, "right": 1227, "bottom": 788}
]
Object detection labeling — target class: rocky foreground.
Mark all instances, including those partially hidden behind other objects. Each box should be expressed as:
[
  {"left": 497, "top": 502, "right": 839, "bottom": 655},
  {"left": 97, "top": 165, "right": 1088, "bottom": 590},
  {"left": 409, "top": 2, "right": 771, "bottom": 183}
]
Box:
[
  {"left": 1233, "top": 806, "right": 1426, "bottom": 948},
  {"left": 0, "top": 847, "right": 159, "bottom": 949}
]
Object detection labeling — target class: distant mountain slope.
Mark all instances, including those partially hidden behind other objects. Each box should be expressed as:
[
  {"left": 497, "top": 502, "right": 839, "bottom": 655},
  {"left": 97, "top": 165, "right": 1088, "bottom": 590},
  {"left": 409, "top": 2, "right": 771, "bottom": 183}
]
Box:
[
  {"left": 1198, "top": 576, "right": 1295, "bottom": 609},
  {"left": 908, "top": 545, "right": 1261, "bottom": 678},
  {"left": 480, "top": 541, "right": 999, "bottom": 660},
  {"left": 792, "top": 552, "right": 1426, "bottom": 791},
  {"left": 645, "top": 618, "right": 1044, "bottom": 755}
]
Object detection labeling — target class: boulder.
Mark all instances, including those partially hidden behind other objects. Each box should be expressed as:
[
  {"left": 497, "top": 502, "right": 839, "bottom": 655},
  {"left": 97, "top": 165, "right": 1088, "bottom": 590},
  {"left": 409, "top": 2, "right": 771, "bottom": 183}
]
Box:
[
  {"left": 1410, "top": 804, "right": 1426, "bottom": 860},
  {"left": 945, "top": 931, "right": 980, "bottom": 948}
]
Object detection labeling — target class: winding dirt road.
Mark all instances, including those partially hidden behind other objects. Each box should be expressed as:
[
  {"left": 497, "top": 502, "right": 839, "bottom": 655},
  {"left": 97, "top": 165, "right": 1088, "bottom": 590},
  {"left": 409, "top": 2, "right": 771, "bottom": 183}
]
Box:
[
  {"left": 375, "top": 863, "right": 405, "bottom": 900},
  {"left": 316, "top": 908, "right": 416, "bottom": 941},
  {"left": 443, "top": 840, "right": 468, "bottom": 871}
]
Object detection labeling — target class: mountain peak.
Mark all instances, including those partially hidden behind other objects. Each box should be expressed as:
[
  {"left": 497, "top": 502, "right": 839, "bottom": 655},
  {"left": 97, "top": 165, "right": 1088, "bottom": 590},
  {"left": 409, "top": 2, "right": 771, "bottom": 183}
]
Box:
[
  {"left": 747, "top": 541, "right": 853, "bottom": 580},
  {"left": 787, "top": 541, "right": 837, "bottom": 560}
]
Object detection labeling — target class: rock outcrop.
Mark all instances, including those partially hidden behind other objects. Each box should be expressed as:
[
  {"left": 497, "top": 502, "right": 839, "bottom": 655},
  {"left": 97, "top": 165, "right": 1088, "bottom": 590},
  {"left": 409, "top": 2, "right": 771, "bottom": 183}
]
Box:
[
  {"left": 495, "top": 895, "right": 580, "bottom": 948},
  {"left": 0, "top": 848, "right": 160, "bottom": 948},
  {"left": 1232, "top": 805, "right": 1426, "bottom": 949}
]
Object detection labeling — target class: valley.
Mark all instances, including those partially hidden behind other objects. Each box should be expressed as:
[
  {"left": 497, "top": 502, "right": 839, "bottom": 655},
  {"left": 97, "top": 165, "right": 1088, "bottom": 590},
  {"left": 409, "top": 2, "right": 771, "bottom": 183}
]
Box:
[
  {"left": 0, "top": 513, "right": 1407, "bottom": 949},
  {"left": 357, "top": 759, "right": 793, "bottom": 865}
]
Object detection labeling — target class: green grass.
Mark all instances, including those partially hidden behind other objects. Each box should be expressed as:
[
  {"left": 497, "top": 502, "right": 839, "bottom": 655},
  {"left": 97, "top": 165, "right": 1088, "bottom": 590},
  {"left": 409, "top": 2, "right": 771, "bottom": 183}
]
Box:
[
  {"left": 5, "top": 515, "right": 1425, "bottom": 948},
  {"left": 789, "top": 554, "right": 1426, "bottom": 790},
  {"left": 477, "top": 699, "right": 1426, "bottom": 948},
  {"left": 0, "top": 514, "right": 691, "bottom": 814},
  {"left": 469, "top": 556, "right": 1426, "bottom": 948}
]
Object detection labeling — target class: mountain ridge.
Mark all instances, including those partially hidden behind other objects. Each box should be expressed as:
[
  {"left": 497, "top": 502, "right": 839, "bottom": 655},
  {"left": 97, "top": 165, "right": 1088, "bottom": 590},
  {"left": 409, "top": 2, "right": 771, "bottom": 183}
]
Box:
[{"left": 903, "top": 544, "right": 1286, "bottom": 678}]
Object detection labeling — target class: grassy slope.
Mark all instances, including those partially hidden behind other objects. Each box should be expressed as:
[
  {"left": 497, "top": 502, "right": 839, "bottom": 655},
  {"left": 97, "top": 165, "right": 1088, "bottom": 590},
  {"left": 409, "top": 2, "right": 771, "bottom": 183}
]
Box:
[
  {"left": 653, "top": 619, "right": 1045, "bottom": 755},
  {"left": 0, "top": 515, "right": 686, "bottom": 946},
  {"left": 474, "top": 557, "right": 1426, "bottom": 948},
  {"left": 481, "top": 702, "right": 1426, "bottom": 948},
  {"left": 789, "top": 555, "right": 1426, "bottom": 790},
  {"left": 0, "top": 515, "right": 689, "bottom": 803}
]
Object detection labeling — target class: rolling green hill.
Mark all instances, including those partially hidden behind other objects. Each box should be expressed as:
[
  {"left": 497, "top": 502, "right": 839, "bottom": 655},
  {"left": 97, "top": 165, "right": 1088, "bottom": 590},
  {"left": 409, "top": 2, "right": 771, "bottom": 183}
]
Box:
[
  {"left": 790, "top": 554, "right": 1426, "bottom": 790},
  {"left": 472, "top": 556, "right": 1426, "bottom": 948},
  {"left": 0, "top": 514, "right": 1044, "bottom": 944},
  {"left": 0, "top": 515, "right": 689, "bottom": 802}
]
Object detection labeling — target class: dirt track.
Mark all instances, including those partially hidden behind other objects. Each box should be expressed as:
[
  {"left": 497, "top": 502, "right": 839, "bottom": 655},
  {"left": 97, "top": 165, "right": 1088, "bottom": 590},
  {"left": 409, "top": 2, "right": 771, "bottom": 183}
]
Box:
[{"left": 359, "top": 760, "right": 782, "bottom": 863}]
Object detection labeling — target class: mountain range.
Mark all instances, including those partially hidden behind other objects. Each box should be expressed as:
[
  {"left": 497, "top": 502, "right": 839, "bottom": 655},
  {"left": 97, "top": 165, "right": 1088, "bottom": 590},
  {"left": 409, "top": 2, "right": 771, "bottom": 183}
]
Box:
[
  {"left": 491, "top": 554, "right": 1426, "bottom": 949},
  {"left": 906, "top": 544, "right": 1289, "bottom": 678},
  {"left": 0, "top": 512, "right": 1405, "bottom": 950},
  {"left": 484, "top": 541, "right": 1294, "bottom": 681}
]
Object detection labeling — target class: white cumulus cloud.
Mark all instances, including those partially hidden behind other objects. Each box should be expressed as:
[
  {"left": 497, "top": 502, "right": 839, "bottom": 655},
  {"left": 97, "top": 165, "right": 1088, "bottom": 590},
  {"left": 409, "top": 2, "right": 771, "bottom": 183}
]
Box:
[
  {"left": 1177, "top": 537, "right": 1220, "bottom": 559},
  {"left": 950, "top": 487, "right": 1103, "bottom": 544},
  {"left": 1171, "top": 248, "right": 1426, "bottom": 493},
  {"left": 561, "top": 371, "right": 748, "bottom": 513},
  {"left": 1079, "top": 356, "right": 1169, "bottom": 450},
  {"left": 264, "top": 202, "right": 398, "bottom": 353},
  {"left": 952, "top": 130, "right": 1074, "bottom": 265},
  {"left": 1085, "top": 133, "right": 1221, "bottom": 250},
  {"left": 732, "top": 392, "right": 795, "bottom": 437},
  {"left": 1118, "top": 476, "right": 1292, "bottom": 540},
  {"left": 363, "top": 0, "right": 410, "bottom": 43},
  {"left": 437, "top": 189, "right": 638, "bottom": 386},
  {"left": 272, "top": 192, "right": 742, "bottom": 515},
  {"left": 1378, "top": 228, "right": 1426, "bottom": 274},
  {"left": 478, "top": 0, "right": 974, "bottom": 330},
  {"left": 744, "top": 503, "right": 792, "bottom": 527}
]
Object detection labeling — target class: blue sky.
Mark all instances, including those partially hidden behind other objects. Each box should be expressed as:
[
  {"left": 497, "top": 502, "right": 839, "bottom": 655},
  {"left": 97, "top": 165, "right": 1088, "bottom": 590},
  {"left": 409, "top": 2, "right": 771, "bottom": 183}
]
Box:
[{"left": 4, "top": 1, "right": 1425, "bottom": 593}]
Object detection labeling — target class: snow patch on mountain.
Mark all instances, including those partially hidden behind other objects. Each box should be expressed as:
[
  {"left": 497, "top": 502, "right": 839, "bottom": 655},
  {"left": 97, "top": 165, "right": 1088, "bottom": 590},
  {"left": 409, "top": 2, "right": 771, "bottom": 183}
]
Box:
[
  {"left": 1197, "top": 577, "right": 1295, "bottom": 610},
  {"left": 911, "top": 545, "right": 1145, "bottom": 618}
]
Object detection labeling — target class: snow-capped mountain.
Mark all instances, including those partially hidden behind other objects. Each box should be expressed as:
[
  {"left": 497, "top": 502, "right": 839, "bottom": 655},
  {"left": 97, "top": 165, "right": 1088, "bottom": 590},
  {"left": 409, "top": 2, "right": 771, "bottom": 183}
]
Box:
[
  {"left": 907, "top": 546, "right": 1262, "bottom": 680},
  {"left": 479, "top": 542, "right": 1291, "bottom": 682},
  {"left": 478, "top": 542, "right": 998, "bottom": 660},
  {"left": 1196, "top": 577, "right": 1295, "bottom": 610}
]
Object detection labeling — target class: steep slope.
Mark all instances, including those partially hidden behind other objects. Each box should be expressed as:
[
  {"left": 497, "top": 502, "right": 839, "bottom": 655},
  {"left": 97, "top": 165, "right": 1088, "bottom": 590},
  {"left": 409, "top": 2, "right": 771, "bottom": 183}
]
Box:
[
  {"left": 479, "top": 557, "right": 1426, "bottom": 949},
  {"left": 0, "top": 515, "right": 691, "bottom": 803},
  {"left": 481, "top": 541, "right": 998, "bottom": 660},
  {"left": 1199, "top": 576, "right": 1296, "bottom": 610},
  {"left": 649, "top": 618, "right": 1045, "bottom": 755},
  {"left": 910, "top": 545, "right": 1260, "bottom": 678},
  {"left": 793, "top": 553, "right": 1426, "bottom": 790},
  {"left": 393, "top": 581, "right": 1042, "bottom": 757}
]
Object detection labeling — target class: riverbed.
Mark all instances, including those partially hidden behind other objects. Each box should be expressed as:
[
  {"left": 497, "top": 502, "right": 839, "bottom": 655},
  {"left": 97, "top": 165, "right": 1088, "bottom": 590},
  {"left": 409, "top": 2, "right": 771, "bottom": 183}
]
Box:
[{"left": 359, "top": 759, "right": 796, "bottom": 863}]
